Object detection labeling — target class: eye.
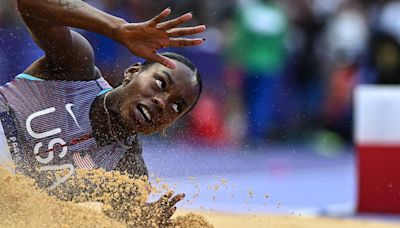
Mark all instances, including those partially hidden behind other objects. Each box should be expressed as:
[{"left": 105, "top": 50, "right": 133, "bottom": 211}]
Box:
[
  {"left": 155, "top": 78, "right": 165, "bottom": 91},
  {"left": 172, "top": 103, "right": 180, "bottom": 113}
]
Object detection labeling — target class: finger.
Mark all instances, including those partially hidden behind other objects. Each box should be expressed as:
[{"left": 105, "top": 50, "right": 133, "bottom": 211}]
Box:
[
  {"left": 163, "top": 206, "right": 177, "bottom": 220},
  {"left": 169, "top": 38, "right": 204, "bottom": 47},
  {"left": 149, "top": 8, "right": 172, "bottom": 26},
  {"left": 158, "top": 191, "right": 175, "bottom": 204},
  {"left": 164, "top": 191, "right": 174, "bottom": 199},
  {"left": 164, "top": 220, "right": 174, "bottom": 227},
  {"left": 167, "top": 25, "right": 206, "bottom": 37},
  {"left": 169, "top": 193, "right": 185, "bottom": 207},
  {"left": 157, "top": 12, "right": 193, "bottom": 30},
  {"left": 159, "top": 191, "right": 175, "bottom": 209},
  {"left": 148, "top": 53, "right": 176, "bottom": 69}
]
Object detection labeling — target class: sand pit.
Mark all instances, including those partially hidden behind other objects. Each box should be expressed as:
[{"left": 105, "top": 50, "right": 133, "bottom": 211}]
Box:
[
  {"left": 1, "top": 166, "right": 400, "bottom": 228},
  {"left": 0, "top": 167, "right": 123, "bottom": 227},
  {"left": 175, "top": 210, "right": 400, "bottom": 228},
  {"left": 0, "top": 167, "right": 212, "bottom": 227}
]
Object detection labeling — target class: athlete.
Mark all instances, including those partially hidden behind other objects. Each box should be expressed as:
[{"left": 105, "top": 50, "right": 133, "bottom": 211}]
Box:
[{"left": 0, "top": 0, "right": 205, "bottom": 224}]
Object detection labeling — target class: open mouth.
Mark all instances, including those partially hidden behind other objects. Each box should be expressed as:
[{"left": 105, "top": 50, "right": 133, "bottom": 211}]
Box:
[{"left": 137, "top": 104, "right": 152, "bottom": 122}]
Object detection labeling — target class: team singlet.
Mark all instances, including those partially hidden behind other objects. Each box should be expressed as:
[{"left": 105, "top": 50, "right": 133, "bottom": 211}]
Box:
[{"left": 0, "top": 74, "right": 135, "bottom": 190}]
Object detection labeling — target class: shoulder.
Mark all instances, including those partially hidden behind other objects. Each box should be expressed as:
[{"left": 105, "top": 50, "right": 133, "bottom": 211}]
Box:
[
  {"left": 0, "top": 92, "right": 9, "bottom": 112},
  {"left": 23, "top": 31, "right": 99, "bottom": 81}
]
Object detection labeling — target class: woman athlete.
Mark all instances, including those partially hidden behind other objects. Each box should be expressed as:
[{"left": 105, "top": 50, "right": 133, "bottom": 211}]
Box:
[{"left": 0, "top": 0, "right": 206, "bottom": 224}]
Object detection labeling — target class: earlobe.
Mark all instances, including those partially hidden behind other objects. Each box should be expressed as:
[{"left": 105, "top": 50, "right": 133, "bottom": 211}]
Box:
[{"left": 123, "top": 76, "right": 132, "bottom": 85}]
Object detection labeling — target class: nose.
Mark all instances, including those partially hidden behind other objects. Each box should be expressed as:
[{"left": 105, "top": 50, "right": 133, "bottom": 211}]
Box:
[{"left": 151, "top": 96, "right": 166, "bottom": 111}]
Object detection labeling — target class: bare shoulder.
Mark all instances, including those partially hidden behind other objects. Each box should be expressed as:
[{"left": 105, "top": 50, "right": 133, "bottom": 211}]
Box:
[{"left": 23, "top": 31, "right": 98, "bottom": 81}]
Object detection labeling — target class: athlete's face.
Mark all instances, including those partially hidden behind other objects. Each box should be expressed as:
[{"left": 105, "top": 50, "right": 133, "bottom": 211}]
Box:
[{"left": 118, "top": 61, "right": 199, "bottom": 135}]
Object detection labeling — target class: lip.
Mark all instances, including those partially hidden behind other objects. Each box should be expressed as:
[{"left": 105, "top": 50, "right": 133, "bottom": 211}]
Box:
[
  {"left": 135, "top": 103, "right": 154, "bottom": 124},
  {"left": 133, "top": 105, "right": 146, "bottom": 125}
]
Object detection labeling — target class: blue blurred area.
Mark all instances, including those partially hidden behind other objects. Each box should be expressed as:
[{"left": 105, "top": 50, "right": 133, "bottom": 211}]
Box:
[
  {"left": 1, "top": 0, "right": 400, "bottom": 146},
  {"left": 144, "top": 139, "right": 356, "bottom": 215}
]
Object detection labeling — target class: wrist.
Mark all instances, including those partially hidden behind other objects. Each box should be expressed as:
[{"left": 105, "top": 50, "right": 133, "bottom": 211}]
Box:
[{"left": 109, "top": 18, "right": 128, "bottom": 43}]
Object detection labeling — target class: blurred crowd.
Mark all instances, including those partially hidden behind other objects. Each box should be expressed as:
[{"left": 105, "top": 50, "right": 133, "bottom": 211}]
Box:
[{"left": 1, "top": 0, "right": 400, "bottom": 147}]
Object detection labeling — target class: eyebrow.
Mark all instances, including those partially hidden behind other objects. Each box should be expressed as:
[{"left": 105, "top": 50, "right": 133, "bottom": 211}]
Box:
[{"left": 161, "top": 70, "right": 174, "bottom": 85}]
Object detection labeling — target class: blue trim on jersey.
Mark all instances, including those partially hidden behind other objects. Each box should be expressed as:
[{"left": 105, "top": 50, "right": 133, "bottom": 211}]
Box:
[
  {"left": 16, "top": 73, "right": 110, "bottom": 96},
  {"left": 97, "top": 88, "right": 112, "bottom": 96},
  {"left": 16, "top": 73, "right": 44, "bottom": 81}
]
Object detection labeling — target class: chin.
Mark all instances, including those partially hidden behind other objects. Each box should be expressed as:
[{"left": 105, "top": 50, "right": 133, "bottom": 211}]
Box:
[
  {"left": 130, "top": 123, "right": 156, "bottom": 135},
  {"left": 136, "top": 128, "right": 157, "bottom": 135}
]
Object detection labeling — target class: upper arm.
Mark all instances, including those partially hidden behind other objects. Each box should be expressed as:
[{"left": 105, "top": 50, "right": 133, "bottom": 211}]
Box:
[{"left": 18, "top": 9, "right": 96, "bottom": 80}]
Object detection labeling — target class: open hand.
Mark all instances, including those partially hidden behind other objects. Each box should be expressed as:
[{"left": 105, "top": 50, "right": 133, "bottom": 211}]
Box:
[
  {"left": 145, "top": 191, "right": 185, "bottom": 226},
  {"left": 116, "top": 8, "right": 206, "bottom": 69}
]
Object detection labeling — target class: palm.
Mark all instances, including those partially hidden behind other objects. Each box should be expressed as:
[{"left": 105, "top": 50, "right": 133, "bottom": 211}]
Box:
[
  {"left": 142, "top": 191, "right": 185, "bottom": 226},
  {"left": 117, "top": 8, "right": 206, "bottom": 69},
  {"left": 122, "top": 24, "right": 168, "bottom": 56}
]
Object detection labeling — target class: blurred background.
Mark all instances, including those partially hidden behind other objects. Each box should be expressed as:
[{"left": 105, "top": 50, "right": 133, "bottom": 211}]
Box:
[{"left": 1, "top": 0, "right": 400, "bottom": 219}]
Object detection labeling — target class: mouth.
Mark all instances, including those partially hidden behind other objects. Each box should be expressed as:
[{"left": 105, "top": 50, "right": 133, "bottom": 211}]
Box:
[{"left": 137, "top": 104, "right": 152, "bottom": 123}]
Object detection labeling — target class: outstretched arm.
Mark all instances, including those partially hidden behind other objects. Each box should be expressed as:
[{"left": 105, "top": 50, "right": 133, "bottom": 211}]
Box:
[
  {"left": 17, "top": 0, "right": 128, "bottom": 44},
  {"left": 17, "top": 0, "right": 206, "bottom": 72}
]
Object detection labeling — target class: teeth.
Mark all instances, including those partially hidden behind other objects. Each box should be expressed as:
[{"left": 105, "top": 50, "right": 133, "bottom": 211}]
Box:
[
  {"left": 140, "top": 106, "right": 152, "bottom": 121},
  {"left": 143, "top": 108, "right": 151, "bottom": 121}
]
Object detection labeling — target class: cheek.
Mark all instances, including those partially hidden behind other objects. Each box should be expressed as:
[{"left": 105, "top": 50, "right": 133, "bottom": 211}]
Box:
[
  {"left": 132, "top": 78, "right": 155, "bottom": 96},
  {"left": 120, "top": 104, "right": 131, "bottom": 118},
  {"left": 118, "top": 103, "right": 133, "bottom": 128},
  {"left": 119, "top": 97, "right": 137, "bottom": 123}
]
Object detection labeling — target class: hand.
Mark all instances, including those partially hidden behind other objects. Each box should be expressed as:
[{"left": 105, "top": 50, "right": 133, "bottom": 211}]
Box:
[
  {"left": 145, "top": 191, "right": 185, "bottom": 226},
  {"left": 116, "top": 8, "right": 206, "bottom": 69}
]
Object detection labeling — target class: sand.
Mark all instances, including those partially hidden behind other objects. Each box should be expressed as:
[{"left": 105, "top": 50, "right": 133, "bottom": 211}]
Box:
[
  {"left": 175, "top": 210, "right": 400, "bottom": 228},
  {"left": 1, "top": 166, "right": 399, "bottom": 228},
  {"left": 0, "top": 166, "right": 212, "bottom": 227},
  {"left": 0, "top": 167, "right": 124, "bottom": 227}
]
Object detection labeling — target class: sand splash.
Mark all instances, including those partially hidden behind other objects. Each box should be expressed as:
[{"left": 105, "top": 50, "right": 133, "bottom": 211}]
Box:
[{"left": 0, "top": 167, "right": 213, "bottom": 227}]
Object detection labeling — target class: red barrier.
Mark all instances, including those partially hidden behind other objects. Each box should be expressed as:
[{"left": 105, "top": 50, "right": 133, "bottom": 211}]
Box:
[
  {"left": 357, "top": 145, "right": 400, "bottom": 213},
  {"left": 189, "top": 95, "right": 225, "bottom": 144},
  {"left": 355, "top": 86, "right": 400, "bottom": 214}
]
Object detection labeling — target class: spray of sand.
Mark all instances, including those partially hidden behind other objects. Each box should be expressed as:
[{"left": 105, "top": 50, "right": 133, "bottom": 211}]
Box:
[{"left": 0, "top": 166, "right": 213, "bottom": 227}]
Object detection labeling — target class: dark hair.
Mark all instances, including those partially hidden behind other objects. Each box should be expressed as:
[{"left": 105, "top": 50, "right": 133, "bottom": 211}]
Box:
[{"left": 142, "top": 52, "right": 202, "bottom": 114}]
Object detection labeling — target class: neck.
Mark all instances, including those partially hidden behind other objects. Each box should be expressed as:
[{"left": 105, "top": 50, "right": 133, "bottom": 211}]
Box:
[{"left": 89, "top": 90, "right": 132, "bottom": 146}]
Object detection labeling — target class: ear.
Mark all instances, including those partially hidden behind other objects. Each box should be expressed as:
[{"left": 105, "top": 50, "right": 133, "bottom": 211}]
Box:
[
  {"left": 124, "top": 62, "right": 142, "bottom": 76},
  {"left": 123, "top": 62, "right": 142, "bottom": 85}
]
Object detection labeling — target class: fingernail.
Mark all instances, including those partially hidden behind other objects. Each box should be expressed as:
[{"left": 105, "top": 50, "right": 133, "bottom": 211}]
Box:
[
  {"left": 182, "top": 194, "right": 185, "bottom": 197},
  {"left": 167, "top": 6, "right": 171, "bottom": 10},
  {"left": 189, "top": 11, "right": 194, "bottom": 15},
  {"left": 202, "top": 38, "right": 206, "bottom": 41}
]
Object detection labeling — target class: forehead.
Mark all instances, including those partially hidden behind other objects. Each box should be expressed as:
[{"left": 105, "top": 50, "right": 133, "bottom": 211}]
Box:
[{"left": 145, "top": 61, "right": 195, "bottom": 80}]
